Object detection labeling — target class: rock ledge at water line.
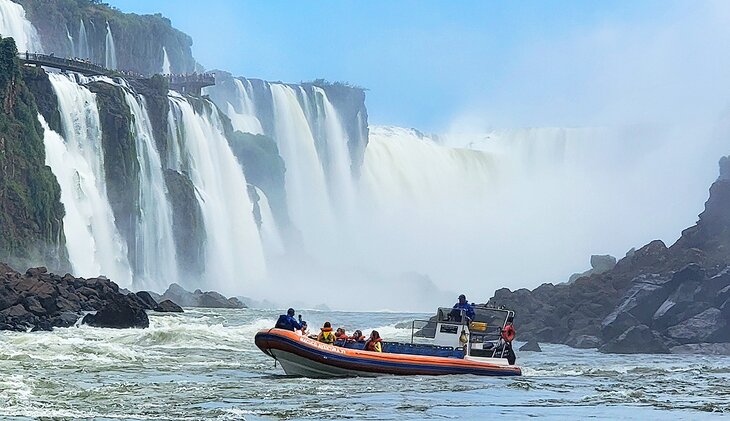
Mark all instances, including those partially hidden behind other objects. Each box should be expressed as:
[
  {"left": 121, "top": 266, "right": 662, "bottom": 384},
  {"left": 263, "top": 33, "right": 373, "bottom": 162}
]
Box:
[{"left": 0, "top": 263, "right": 150, "bottom": 331}]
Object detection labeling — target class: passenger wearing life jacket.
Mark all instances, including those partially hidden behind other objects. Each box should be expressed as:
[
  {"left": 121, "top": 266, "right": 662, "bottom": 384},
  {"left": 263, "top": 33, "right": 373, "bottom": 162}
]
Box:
[
  {"left": 318, "top": 321, "right": 335, "bottom": 344},
  {"left": 365, "top": 330, "right": 383, "bottom": 352},
  {"left": 349, "top": 329, "right": 366, "bottom": 342},
  {"left": 335, "top": 327, "right": 348, "bottom": 340},
  {"left": 275, "top": 308, "right": 303, "bottom": 332}
]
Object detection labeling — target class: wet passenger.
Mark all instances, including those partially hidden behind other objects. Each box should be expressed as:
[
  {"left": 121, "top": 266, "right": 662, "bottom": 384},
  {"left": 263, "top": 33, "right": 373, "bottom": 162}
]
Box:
[
  {"left": 365, "top": 330, "right": 383, "bottom": 352},
  {"left": 350, "top": 329, "right": 366, "bottom": 342},
  {"left": 318, "top": 321, "right": 335, "bottom": 344},
  {"left": 275, "top": 308, "right": 303, "bottom": 332},
  {"left": 335, "top": 327, "right": 348, "bottom": 340}
]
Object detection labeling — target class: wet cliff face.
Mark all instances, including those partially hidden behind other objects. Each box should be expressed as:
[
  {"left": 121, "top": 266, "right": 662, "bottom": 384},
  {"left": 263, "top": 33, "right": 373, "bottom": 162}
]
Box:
[
  {"left": 0, "top": 37, "right": 66, "bottom": 270},
  {"left": 304, "top": 80, "right": 369, "bottom": 177},
  {"left": 15, "top": 0, "right": 197, "bottom": 75},
  {"left": 86, "top": 80, "right": 139, "bottom": 252}
]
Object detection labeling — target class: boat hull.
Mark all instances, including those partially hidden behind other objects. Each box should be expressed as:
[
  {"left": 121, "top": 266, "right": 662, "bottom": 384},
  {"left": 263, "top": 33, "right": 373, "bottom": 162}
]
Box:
[{"left": 255, "top": 328, "right": 522, "bottom": 378}]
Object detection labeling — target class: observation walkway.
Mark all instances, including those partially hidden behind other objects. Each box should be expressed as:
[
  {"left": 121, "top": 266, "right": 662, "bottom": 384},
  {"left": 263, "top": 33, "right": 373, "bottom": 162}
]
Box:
[{"left": 17, "top": 52, "right": 215, "bottom": 94}]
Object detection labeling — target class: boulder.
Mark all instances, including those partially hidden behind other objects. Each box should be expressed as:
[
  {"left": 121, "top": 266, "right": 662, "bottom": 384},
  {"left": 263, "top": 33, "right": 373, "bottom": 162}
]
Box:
[
  {"left": 159, "top": 283, "right": 247, "bottom": 308},
  {"left": 670, "top": 342, "right": 730, "bottom": 355},
  {"left": 155, "top": 299, "right": 184, "bottom": 313},
  {"left": 518, "top": 341, "right": 542, "bottom": 352},
  {"left": 81, "top": 298, "right": 149, "bottom": 329},
  {"left": 599, "top": 325, "right": 670, "bottom": 354},
  {"left": 566, "top": 334, "right": 602, "bottom": 349},
  {"left": 665, "top": 308, "right": 728, "bottom": 344},
  {"left": 135, "top": 291, "right": 159, "bottom": 310},
  {"left": 591, "top": 254, "right": 617, "bottom": 273}
]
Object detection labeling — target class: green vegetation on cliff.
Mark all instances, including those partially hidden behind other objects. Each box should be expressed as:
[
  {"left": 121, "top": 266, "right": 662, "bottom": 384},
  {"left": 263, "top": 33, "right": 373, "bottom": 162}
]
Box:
[
  {"left": 0, "top": 37, "right": 65, "bottom": 270},
  {"left": 164, "top": 169, "right": 204, "bottom": 279},
  {"left": 227, "top": 131, "right": 289, "bottom": 228},
  {"left": 16, "top": 0, "right": 197, "bottom": 74}
]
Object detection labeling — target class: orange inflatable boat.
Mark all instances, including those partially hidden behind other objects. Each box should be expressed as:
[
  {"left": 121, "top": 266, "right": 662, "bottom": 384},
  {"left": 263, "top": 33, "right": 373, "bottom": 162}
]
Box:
[{"left": 255, "top": 306, "right": 522, "bottom": 377}]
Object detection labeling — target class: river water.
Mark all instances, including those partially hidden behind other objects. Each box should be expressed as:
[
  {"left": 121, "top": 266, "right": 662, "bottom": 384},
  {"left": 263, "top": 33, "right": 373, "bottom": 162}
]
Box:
[{"left": 0, "top": 308, "right": 727, "bottom": 420}]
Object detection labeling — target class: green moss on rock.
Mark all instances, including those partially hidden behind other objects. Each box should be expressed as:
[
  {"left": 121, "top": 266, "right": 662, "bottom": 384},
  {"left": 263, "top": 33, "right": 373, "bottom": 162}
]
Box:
[
  {"left": 227, "top": 131, "right": 289, "bottom": 228},
  {"left": 86, "top": 80, "right": 139, "bottom": 252},
  {"left": 0, "top": 37, "right": 66, "bottom": 270},
  {"left": 164, "top": 169, "right": 204, "bottom": 278},
  {"left": 20, "top": 66, "right": 62, "bottom": 134}
]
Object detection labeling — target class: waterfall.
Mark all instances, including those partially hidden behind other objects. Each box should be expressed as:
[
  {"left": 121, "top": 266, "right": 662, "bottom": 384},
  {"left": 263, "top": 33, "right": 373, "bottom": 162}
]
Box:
[
  {"left": 0, "top": 0, "right": 43, "bottom": 52},
  {"left": 167, "top": 93, "right": 266, "bottom": 293},
  {"left": 77, "top": 19, "right": 89, "bottom": 59},
  {"left": 65, "top": 24, "right": 74, "bottom": 56},
  {"left": 121, "top": 89, "right": 179, "bottom": 291},
  {"left": 254, "top": 187, "right": 285, "bottom": 256},
  {"left": 45, "top": 73, "right": 133, "bottom": 287},
  {"left": 312, "top": 87, "right": 356, "bottom": 218},
  {"left": 161, "top": 46, "right": 171, "bottom": 74},
  {"left": 269, "top": 84, "right": 335, "bottom": 254},
  {"left": 105, "top": 21, "right": 116, "bottom": 69}
]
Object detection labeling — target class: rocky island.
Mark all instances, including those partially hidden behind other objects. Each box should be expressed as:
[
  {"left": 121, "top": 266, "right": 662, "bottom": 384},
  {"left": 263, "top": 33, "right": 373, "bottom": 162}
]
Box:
[{"left": 488, "top": 158, "right": 730, "bottom": 354}]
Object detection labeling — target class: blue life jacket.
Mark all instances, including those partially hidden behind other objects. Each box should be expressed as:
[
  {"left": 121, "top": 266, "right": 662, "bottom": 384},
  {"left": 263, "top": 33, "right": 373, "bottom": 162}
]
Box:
[
  {"left": 275, "top": 314, "right": 302, "bottom": 331},
  {"left": 453, "top": 302, "right": 476, "bottom": 321}
]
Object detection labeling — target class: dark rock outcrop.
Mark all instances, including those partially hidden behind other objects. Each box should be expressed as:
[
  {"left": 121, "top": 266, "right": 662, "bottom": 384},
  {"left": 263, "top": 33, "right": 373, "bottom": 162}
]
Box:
[
  {"left": 81, "top": 296, "right": 149, "bottom": 329},
  {"left": 156, "top": 283, "right": 247, "bottom": 309},
  {"left": 155, "top": 299, "right": 183, "bottom": 313},
  {"left": 519, "top": 341, "right": 542, "bottom": 352},
  {"left": 489, "top": 162, "right": 730, "bottom": 354},
  {"left": 0, "top": 263, "right": 149, "bottom": 331},
  {"left": 598, "top": 325, "right": 670, "bottom": 354}
]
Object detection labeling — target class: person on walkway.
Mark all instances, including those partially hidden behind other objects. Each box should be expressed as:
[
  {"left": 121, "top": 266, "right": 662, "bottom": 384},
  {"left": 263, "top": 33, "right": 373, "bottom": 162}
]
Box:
[
  {"left": 318, "top": 321, "right": 335, "bottom": 344},
  {"left": 450, "top": 294, "right": 475, "bottom": 322},
  {"left": 365, "top": 330, "right": 383, "bottom": 352},
  {"left": 275, "top": 308, "right": 302, "bottom": 332}
]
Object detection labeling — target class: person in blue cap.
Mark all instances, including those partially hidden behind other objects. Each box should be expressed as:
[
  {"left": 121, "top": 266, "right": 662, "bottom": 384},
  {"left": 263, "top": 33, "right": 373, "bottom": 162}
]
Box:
[
  {"left": 275, "top": 308, "right": 303, "bottom": 331},
  {"left": 450, "top": 294, "right": 475, "bottom": 322}
]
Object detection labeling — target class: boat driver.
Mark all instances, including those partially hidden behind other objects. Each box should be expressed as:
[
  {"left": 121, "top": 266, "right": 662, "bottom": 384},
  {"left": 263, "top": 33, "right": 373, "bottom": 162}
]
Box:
[
  {"left": 450, "top": 294, "right": 476, "bottom": 322},
  {"left": 275, "top": 308, "right": 303, "bottom": 332}
]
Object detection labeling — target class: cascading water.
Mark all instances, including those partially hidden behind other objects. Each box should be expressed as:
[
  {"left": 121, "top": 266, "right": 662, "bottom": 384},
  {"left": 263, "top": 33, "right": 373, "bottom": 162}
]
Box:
[
  {"left": 269, "top": 84, "right": 336, "bottom": 254},
  {"left": 121, "top": 89, "right": 180, "bottom": 291},
  {"left": 161, "top": 46, "right": 171, "bottom": 74},
  {"left": 45, "top": 73, "right": 133, "bottom": 287},
  {"left": 65, "top": 24, "right": 74, "bottom": 56},
  {"left": 77, "top": 18, "right": 89, "bottom": 59},
  {"left": 312, "top": 86, "right": 357, "bottom": 219},
  {"left": 167, "top": 93, "right": 266, "bottom": 293},
  {"left": 105, "top": 21, "right": 116, "bottom": 69},
  {"left": 254, "top": 187, "right": 285, "bottom": 256},
  {"left": 0, "top": 0, "right": 43, "bottom": 52}
]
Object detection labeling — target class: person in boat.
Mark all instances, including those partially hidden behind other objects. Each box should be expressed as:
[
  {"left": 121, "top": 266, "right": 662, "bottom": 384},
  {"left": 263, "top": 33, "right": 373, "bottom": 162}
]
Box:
[
  {"left": 300, "top": 320, "right": 309, "bottom": 335},
  {"left": 450, "top": 294, "right": 476, "bottom": 322},
  {"left": 275, "top": 308, "right": 303, "bottom": 332},
  {"left": 349, "top": 329, "right": 366, "bottom": 342},
  {"left": 365, "top": 330, "right": 383, "bottom": 352},
  {"left": 335, "top": 327, "right": 348, "bottom": 341},
  {"left": 318, "top": 321, "right": 335, "bottom": 344}
]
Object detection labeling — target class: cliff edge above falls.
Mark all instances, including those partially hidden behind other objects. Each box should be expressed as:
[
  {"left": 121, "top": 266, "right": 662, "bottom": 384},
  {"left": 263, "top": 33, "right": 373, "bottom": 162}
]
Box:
[
  {"left": 14, "top": 0, "right": 197, "bottom": 75},
  {"left": 488, "top": 158, "right": 730, "bottom": 354}
]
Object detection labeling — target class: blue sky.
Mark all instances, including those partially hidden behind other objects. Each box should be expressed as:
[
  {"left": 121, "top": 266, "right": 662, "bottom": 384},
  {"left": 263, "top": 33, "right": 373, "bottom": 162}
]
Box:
[{"left": 109, "top": 0, "right": 729, "bottom": 132}]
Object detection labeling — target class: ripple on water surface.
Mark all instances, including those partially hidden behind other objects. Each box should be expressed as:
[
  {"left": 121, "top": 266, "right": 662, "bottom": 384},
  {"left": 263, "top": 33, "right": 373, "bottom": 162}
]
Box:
[{"left": 0, "top": 308, "right": 728, "bottom": 420}]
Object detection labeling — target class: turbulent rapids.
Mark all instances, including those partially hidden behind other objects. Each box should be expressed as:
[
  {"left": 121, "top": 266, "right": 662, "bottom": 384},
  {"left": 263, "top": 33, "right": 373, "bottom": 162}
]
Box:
[{"left": 1, "top": 309, "right": 728, "bottom": 419}]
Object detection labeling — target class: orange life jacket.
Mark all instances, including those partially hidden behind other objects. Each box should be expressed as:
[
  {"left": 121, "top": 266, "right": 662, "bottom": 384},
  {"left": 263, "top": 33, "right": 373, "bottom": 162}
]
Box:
[{"left": 365, "top": 337, "right": 382, "bottom": 352}]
